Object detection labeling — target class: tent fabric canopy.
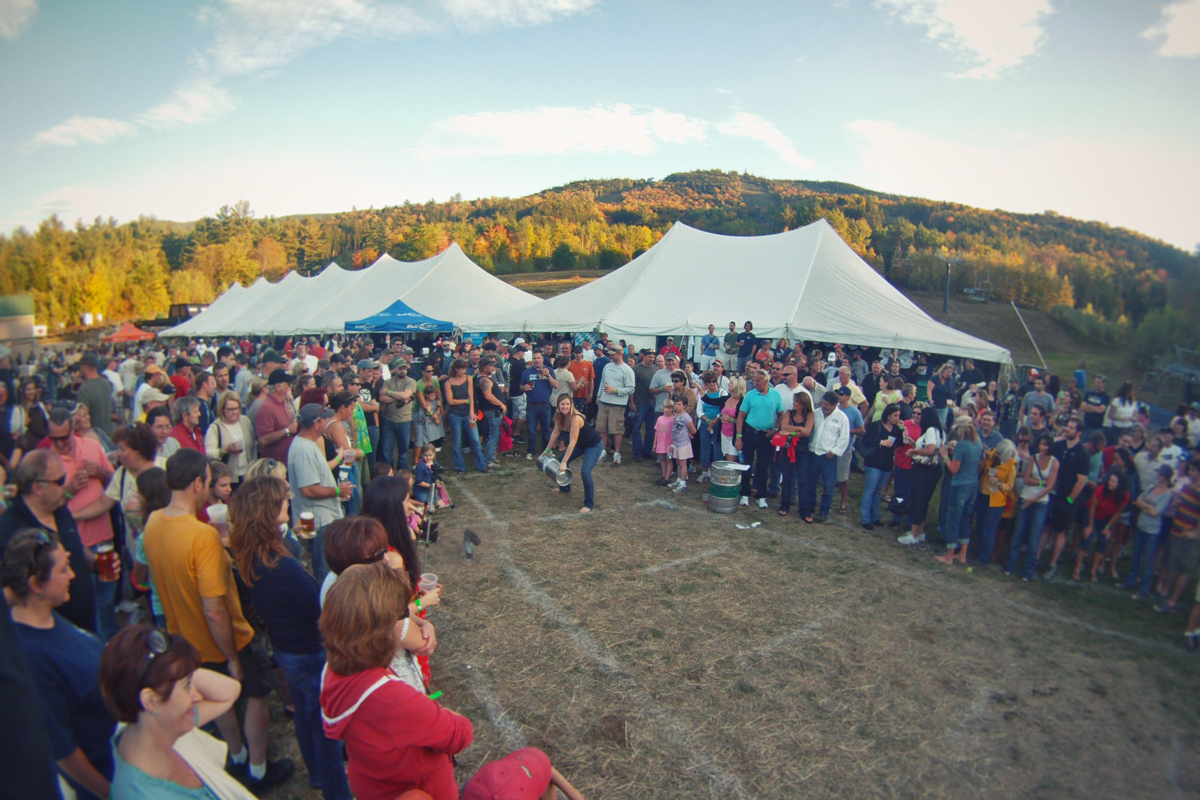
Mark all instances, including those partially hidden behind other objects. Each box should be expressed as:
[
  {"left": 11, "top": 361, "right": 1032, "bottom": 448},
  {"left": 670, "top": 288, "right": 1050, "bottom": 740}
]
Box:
[
  {"left": 344, "top": 300, "right": 453, "bottom": 333},
  {"left": 463, "top": 220, "right": 1010, "bottom": 363},
  {"left": 162, "top": 244, "right": 540, "bottom": 337},
  {"left": 102, "top": 322, "right": 155, "bottom": 342}
]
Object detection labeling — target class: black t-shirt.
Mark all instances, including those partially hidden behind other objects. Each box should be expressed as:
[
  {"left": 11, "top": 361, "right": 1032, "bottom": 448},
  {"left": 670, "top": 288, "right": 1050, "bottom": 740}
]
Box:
[
  {"left": 864, "top": 421, "right": 902, "bottom": 472},
  {"left": 360, "top": 380, "right": 380, "bottom": 427},
  {"left": 960, "top": 368, "right": 984, "bottom": 387},
  {"left": 1082, "top": 390, "right": 1110, "bottom": 429},
  {"left": 508, "top": 356, "right": 527, "bottom": 398},
  {"left": 1053, "top": 440, "right": 1090, "bottom": 496},
  {"left": 862, "top": 373, "right": 882, "bottom": 405}
]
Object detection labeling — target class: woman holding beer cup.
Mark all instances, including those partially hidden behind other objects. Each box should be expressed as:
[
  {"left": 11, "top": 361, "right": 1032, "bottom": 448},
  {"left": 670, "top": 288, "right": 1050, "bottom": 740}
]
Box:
[{"left": 5, "top": 529, "right": 116, "bottom": 800}]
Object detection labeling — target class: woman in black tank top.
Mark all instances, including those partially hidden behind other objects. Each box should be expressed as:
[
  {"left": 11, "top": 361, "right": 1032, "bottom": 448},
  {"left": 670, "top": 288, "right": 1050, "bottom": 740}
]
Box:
[{"left": 547, "top": 394, "right": 605, "bottom": 513}]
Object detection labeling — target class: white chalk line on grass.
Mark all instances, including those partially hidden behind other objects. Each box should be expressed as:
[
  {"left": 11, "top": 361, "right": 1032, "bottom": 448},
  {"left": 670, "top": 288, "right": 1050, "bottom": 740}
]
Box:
[
  {"left": 452, "top": 478, "right": 761, "bottom": 800},
  {"left": 463, "top": 664, "right": 529, "bottom": 752},
  {"left": 628, "top": 488, "right": 1182, "bottom": 655},
  {"left": 645, "top": 545, "right": 732, "bottom": 574},
  {"left": 743, "top": 607, "right": 846, "bottom": 661}
]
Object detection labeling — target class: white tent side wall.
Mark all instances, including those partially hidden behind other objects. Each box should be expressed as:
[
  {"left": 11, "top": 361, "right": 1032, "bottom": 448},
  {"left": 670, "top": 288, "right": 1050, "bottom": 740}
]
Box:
[{"left": 161, "top": 282, "right": 247, "bottom": 338}]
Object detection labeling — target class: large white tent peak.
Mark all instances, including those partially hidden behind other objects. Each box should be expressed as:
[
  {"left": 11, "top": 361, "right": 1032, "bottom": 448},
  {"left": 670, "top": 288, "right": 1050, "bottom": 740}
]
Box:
[
  {"left": 463, "top": 219, "right": 1010, "bottom": 363},
  {"left": 163, "top": 244, "right": 540, "bottom": 337}
]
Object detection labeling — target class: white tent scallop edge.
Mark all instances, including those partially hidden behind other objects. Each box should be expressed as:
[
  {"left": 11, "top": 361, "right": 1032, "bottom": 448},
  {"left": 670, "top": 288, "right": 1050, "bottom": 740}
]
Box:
[{"left": 462, "top": 219, "right": 1010, "bottom": 364}]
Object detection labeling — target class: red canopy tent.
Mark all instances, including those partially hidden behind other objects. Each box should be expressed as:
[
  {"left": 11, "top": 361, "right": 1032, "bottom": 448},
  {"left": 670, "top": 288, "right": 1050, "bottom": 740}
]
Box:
[{"left": 102, "top": 322, "right": 155, "bottom": 343}]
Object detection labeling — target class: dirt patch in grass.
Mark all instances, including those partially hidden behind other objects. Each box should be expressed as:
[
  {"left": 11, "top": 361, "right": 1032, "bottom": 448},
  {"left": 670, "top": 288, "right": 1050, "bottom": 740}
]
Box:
[{"left": 266, "top": 448, "right": 1200, "bottom": 799}]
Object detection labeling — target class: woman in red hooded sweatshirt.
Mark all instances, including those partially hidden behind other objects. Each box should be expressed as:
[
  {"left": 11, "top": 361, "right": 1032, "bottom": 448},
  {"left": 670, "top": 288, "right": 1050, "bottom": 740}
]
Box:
[{"left": 320, "top": 562, "right": 472, "bottom": 800}]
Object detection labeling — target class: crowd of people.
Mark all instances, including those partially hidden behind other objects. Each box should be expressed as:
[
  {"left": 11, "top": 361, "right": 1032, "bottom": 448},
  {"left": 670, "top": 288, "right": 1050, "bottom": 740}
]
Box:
[
  {"left": 2, "top": 324, "right": 1200, "bottom": 799},
  {"left": 0, "top": 337, "right": 588, "bottom": 800}
]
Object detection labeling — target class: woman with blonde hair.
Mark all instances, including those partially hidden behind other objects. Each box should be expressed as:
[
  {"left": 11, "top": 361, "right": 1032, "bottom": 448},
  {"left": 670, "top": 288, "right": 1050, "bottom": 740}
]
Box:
[
  {"left": 230, "top": 476, "right": 351, "bottom": 800},
  {"left": 720, "top": 377, "right": 747, "bottom": 459},
  {"left": 320, "top": 562, "right": 471, "bottom": 800},
  {"left": 206, "top": 390, "right": 256, "bottom": 485}
]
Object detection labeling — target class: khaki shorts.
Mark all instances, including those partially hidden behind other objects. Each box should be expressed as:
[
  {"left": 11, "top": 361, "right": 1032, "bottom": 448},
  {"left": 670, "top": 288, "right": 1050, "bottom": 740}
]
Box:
[
  {"left": 837, "top": 448, "right": 853, "bottom": 483},
  {"left": 594, "top": 401, "right": 624, "bottom": 435}
]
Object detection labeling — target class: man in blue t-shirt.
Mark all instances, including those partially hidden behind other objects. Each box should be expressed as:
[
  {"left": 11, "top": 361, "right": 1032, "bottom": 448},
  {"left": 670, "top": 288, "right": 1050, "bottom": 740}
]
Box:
[
  {"left": 520, "top": 351, "right": 558, "bottom": 458},
  {"left": 699, "top": 324, "right": 721, "bottom": 372},
  {"left": 735, "top": 321, "right": 757, "bottom": 374},
  {"left": 735, "top": 370, "right": 783, "bottom": 507}
]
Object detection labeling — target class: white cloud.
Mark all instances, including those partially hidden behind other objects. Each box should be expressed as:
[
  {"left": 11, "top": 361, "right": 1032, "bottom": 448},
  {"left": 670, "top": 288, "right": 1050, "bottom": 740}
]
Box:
[
  {"left": 137, "top": 81, "right": 234, "bottom": 128},
  {"left": 440, "top": 0, "right": 596, "bottom": 30},
  {"left": 875, "top": 0, "right": 1053, "bottom": 79},
  {"left": 199, "top": 0, "right": 432, "bottom": 77},
  {"left": 0, "top": 0, "right": 36, "bottom": 41},
  {"left": 716, "top": 113, "right": 815, "bottom": 169},
  {"left": 1142, "top": 0, "right": 1200, "bottom": 58},
  {"left": 25, "top": 116, "right": 136, "bottom": 151},
  {"left": 413, "top": 104, "right": 706, "bottom": 159},
  {"left": 845, "top": 118, "right": 1200, "bottom": 250}
]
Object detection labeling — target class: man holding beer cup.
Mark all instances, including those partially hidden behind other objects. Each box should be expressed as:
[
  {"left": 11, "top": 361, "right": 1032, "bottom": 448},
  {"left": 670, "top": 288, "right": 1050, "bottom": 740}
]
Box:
[{"left": 288, "top": 404, "right": 350, "bottom": 584}]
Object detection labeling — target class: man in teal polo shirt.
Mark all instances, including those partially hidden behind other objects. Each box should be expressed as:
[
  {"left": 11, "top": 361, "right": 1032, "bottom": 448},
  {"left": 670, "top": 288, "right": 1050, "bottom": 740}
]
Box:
[{"left": 735, "top": 370, "right": 784, "bottom": 508}]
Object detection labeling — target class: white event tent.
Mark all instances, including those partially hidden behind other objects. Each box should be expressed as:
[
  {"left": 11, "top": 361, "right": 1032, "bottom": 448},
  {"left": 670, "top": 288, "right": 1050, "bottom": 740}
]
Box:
[
  {"left": 163, "top": 243, "right": 540, "bottom": 337},
  {"left": 462, "top": 219, "right": 1010, "bottom": 363}
]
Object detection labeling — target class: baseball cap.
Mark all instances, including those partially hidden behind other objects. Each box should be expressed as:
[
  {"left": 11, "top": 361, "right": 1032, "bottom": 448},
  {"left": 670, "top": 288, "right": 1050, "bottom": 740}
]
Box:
[
  {"left": 261, "top": 349, "right": 284, "bottom": 365},
  {"left": 267, "top": 369, "right": 292, "bottom": 385},
  {"left": 356, "top": 359, "right": 377, "bottom": 371},
  {"left": 393, "top": 358, "right": 409, "bottom": 369},
  {"left": 298, "top": 403, "right": 335, "bottom": 427},
  {"left": 835, "top": 386, "right": 851, "bottom": 396},
  {"left": 141, "top": 387, "right": 170, "bottom": 404},
  {"left": 461, "top": 748, "right": 552, "bottom": 800}
]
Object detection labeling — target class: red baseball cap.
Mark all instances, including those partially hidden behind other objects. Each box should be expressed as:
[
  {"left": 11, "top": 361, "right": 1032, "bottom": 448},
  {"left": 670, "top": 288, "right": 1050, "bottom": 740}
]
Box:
[{"left": 461, "top": 748, "right": 552, "bottom": 800}]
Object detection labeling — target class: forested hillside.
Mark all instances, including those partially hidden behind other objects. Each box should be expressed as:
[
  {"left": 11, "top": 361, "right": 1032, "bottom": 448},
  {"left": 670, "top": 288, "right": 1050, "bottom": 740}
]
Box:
[{"left": 1, "top": 169, "right": 1197, "bottom": 357}]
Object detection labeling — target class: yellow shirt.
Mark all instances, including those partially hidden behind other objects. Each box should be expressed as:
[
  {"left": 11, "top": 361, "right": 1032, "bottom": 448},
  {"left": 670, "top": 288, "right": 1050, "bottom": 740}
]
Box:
[
  {"left": 980, "top": 458, "right": 1017, "bottom": 508},
  {"left": 142, "top": 509, "right": 255, "bottom": 663}
]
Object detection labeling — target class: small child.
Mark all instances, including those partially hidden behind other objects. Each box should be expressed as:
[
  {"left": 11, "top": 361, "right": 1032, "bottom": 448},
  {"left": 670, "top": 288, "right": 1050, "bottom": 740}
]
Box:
[
  {"left": 413, "top": 443, "right": 436, "bottom": 505},
  {"left": 654, "top": 399, "right": 676, "bottom": 484},
  {"left": 670, "top": 403, "right": 698, "bottom": 492}
]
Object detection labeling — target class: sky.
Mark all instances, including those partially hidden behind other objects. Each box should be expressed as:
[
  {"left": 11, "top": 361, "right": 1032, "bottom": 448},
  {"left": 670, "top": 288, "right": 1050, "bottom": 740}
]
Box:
[{"left": 1, "top": 0, "right": 1198, "bottom": 250}]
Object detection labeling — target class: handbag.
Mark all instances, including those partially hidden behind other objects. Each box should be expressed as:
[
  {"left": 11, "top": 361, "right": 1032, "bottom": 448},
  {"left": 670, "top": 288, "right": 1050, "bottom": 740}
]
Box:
[{"left": 910, "top": 430, "right": 942, "bottom": 467}]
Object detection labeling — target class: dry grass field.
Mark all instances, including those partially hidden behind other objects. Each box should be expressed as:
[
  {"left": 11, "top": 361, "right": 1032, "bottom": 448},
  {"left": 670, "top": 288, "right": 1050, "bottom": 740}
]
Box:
[{"left": 265, "top": 444, "right": 1200, "bottom": 800}]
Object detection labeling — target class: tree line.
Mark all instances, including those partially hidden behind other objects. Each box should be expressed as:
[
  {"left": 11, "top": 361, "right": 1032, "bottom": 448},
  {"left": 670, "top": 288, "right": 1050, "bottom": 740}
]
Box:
[{"left": 1, "top": 170, "right": 1197, "bottom": 359}]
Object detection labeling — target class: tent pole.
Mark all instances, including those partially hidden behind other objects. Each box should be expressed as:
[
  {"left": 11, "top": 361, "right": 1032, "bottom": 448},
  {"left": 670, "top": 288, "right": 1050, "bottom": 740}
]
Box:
[{"left": 1010, "top": 302, "right": 1047, "bottom": 369}]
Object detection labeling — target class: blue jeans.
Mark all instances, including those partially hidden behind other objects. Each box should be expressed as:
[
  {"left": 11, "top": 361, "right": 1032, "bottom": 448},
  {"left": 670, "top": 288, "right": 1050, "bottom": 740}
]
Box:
[
  {"left": 274, "top": 650, "right": 352, "bottom": 800},
  {"left": 813, "top": 453, "right": 838, "bottom": 516},
  {"left": 378, "top": 418, "right": 412, "bottom": 469},
  {"left": 527, "top": 403, "right": 552, "bottom": 455},
  {"left": 1005, "top": 502, "right": 1049, "bottom": 579},
  {"left": 482, "top": 410, "right": 503, "bottom": 464},
  {"left": 448, "top": 413, "right": 486, "bottom": 472},
  {"left": 942, "top": 483, "right": 975, "bottom": 547},
  {"left": 633, "top": 404, "right": 659, "bottom": 457},
  {"left": 560, "top": 441, "right": 604, "bottom": 508},
  {"left": 307, "top": 524, "right": 331, "bottom": 585},
  {"left": 365, "top": 424, "right": 379, "bottom": 466},
  {"left": 92, "top": 571, "right": 119, "bottom": 642},
  {"left": 699, "top": 422, "right": 721, "bottom": 468},
  {"left": 977, "top": 505, "right": 1004, "bottom": 564},
  {"left": 860, "top": 466, "right": 889, "bottom": 525},
  {"left": 337, "top": 462, "right": 361, "bottom": 516},
  {"left": 779, "top": 450, "right": 812, "bottom": 515},
  {"left": 1123, "top": 529, "right": 1163, "bottom": 594}
]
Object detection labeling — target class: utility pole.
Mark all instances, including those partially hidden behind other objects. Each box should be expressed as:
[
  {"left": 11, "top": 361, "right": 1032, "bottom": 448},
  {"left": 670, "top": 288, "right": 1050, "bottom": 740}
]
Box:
[{"left": 939, "top": 252, "right": 962, "bottom": 313}]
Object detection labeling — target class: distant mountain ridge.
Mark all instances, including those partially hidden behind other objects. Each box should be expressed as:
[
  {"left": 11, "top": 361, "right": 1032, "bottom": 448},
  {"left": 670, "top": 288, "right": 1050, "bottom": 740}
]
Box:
[{"left": 1, "top": 169, "right": 1196, "bottom": 357}]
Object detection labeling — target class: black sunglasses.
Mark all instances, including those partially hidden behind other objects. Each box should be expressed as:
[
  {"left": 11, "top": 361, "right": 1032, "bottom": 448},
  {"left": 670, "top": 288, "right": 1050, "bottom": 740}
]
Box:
[
  {"left": 48, "top": 432, "right": 72, "bottom": 442},
  {"left": 137, "top": 628, "right": 171, "bottom": 688},
  {"left": 36, "top": 474, "right": 67, "bottom": 486}
]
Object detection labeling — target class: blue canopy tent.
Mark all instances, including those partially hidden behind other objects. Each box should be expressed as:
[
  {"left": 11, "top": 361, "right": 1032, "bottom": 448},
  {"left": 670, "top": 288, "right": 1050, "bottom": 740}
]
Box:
[{"left": 344, "top": 300, "right": 454, "bottom": 333}]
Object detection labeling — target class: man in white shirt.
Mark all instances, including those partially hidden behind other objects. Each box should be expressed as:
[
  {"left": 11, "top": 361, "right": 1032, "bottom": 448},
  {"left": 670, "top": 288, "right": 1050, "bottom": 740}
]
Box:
[
  {"left": 810, "top": 391, "right": 850, "bottom": 522},
  {"left": 292, "top": 342, "right": 318, "bottom": 374}
]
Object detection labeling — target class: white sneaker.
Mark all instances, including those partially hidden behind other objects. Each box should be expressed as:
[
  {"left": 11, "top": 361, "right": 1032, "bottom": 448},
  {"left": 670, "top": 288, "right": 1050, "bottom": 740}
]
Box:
[
  {"left": 757, "top": 497, "right": 768, "bottom": 509},
  {"left": 897, "top": 534, "right": 918, "bottom": 545},
  {"left": 599, "top": 449, "right": 606, "bottom": 462},
  {"left": 698, "top": 471, "right": 709, "bottom": 484},
  {"left": 672, "top": 481, "right": 687, "bottom": 493},
  {"left": 739, "top": 496, "right": 749, "bottom": 507},
  {"left": 526, "top": 453, "right": 533, "bottom": 460},
  {"left": 613, "top": 452, "right": 622, "bottom": 465},
  {"left": 916, "top": 533, "right": 926, "bottom": 543}
]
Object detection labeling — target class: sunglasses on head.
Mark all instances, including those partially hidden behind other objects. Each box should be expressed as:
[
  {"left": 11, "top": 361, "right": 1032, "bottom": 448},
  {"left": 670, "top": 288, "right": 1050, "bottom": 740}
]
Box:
[{"left": 136, "top": 628, "right": 171, "bottom": 688}]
